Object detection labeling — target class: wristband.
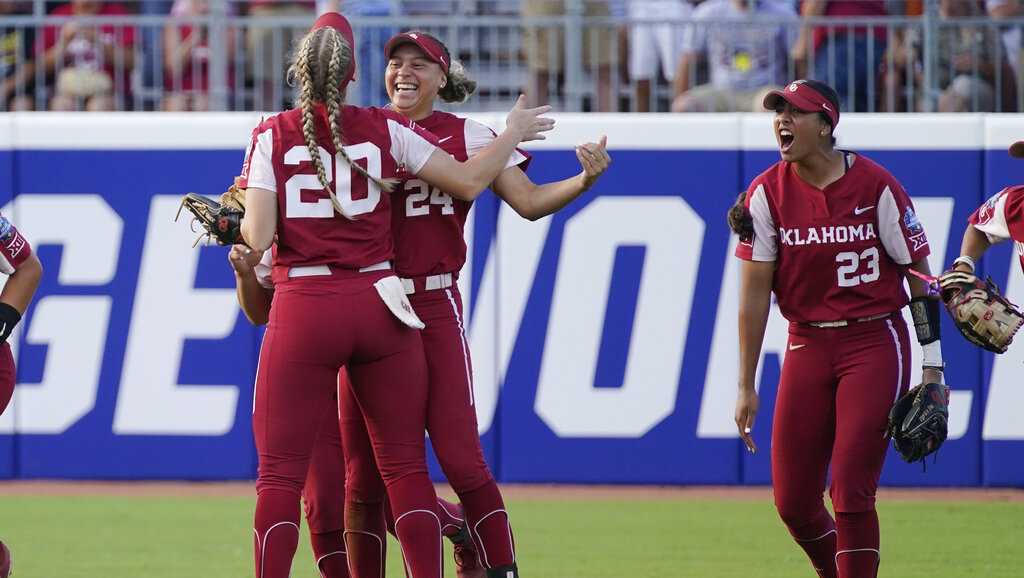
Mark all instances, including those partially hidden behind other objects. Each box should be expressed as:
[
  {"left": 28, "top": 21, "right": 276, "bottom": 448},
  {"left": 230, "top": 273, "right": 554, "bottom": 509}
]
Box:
[
  {"left": 0, "top": 302, "right": 21, "bottom": 345},
  {"left": 909, "top": 296, "right": 941, "bottom": 345},
  {"left": 922, "top": 340, "right": 944, "bottom": 369},
  {"left": 952, "top": 255, "right": 976, "bottom": 272}
]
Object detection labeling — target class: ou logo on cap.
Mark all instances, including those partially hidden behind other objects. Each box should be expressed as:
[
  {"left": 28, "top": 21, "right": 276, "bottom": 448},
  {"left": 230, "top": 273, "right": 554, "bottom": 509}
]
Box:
[{"left": 788, "top": 82, "right": 800, "bottom": 92}]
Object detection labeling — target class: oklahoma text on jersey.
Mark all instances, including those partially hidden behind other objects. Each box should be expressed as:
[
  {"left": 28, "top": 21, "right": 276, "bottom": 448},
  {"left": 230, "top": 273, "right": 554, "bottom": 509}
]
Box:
[{"left": 778, "top": 223, "right": 877, "bottom": 246}]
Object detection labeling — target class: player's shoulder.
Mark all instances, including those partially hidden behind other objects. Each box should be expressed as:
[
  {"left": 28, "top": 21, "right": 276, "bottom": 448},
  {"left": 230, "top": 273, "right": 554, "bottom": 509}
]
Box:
[
  {"left": 750, "top": 161, "right": 786, "bottom": 195},
  {"left": 366, "top": 106, "right": 414, "bottom": 127},
  {"left": 250, "top": 109, "right": 290, "bottom": 136},
  {"left": 1002, "top": 184, "right": 1024, "bottom": 202},
  {"left": 850, "top": 152, "right": 903, "bottom": 190}
]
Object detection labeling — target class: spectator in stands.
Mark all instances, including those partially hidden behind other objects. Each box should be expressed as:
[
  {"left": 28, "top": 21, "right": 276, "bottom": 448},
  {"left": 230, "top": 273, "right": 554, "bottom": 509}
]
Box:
[
  {"left": 41, "top": 0, "right": 137, "bottom": 111},
  {"left": 0, "top": 1, "right": 35, "bottom": 111},
  {"left": 791, "top": 0, "right": 888, "bottom": 112},
  {"left": 163, "top": 0, "right": 236, "bottom": 111},
  {"left": 935, "top": 0, "right": 1016, "bottom": 111},
  {"left": 988, "top": 0, "right": 1022, "bottom": 77},
  {"left": 629, "top": 0, "right": 693, "bottom": 112},
  {"left": 245, "top": 0, "right": 316, "bottom": 109},
  {"left": 885, "top": 0, "right": 1016, "bottom": 112},
  {"left": 672, "top": 0, "right": 795, "bottom": 113},
  {"left": 523, "top": 0, "right": 614, "bottom": 111},
  {"left": 321, "top": 0, "right": 394, "bottom": 106}
]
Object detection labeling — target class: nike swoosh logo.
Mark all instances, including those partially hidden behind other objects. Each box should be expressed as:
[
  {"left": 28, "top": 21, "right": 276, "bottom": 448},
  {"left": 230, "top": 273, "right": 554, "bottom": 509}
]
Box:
[
  {"left": 854, "top": 205, "right": 875, "bottom": 215},
  {"left": 438, "top": 136, "right": 453, "bottom": 144},
  {"left": 789, "top": 343, "right": 806, "bottom": 351}
]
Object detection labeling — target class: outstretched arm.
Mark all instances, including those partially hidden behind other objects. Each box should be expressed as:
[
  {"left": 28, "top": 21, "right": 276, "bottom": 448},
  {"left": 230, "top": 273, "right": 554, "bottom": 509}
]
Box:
[
  {"left": 492, "top": 136, "right": 610, "bottom": 221},
  {"left": 415, "top": 95, "right": 554, "bottom": 201}
]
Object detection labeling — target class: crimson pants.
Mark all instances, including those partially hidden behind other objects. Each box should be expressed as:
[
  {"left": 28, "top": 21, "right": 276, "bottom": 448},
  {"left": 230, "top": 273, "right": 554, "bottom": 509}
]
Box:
[
  {"left": 772, "top": 314, "right": 911, "bottom": 578},
  {"left": 252, "top": 273, "right": 438, "bottom": 578},
  {"left": 344, "top": 284, "right": 515, "bottom": 572},
  {"left": 0, "top": 343, "right": 13, "bottom": 416}
]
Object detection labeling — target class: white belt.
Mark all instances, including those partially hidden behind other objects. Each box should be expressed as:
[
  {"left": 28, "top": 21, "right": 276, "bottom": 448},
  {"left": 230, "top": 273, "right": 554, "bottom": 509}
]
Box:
[
  {"left": 400, "top": 272, "right": 454, "bottom": 295},
  {"left": 807, "top": 312, "right": 891, "bottom": 328},
  {"left": 288, "top": 260, "right": 391, "bottom": 278}
]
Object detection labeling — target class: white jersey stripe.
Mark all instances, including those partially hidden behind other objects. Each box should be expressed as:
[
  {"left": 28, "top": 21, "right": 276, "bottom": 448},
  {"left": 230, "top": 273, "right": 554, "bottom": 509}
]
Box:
[
  {"left": 445, "top": 288, "right": 475, "bottom": 407},
  {"left": 748, "top": 183, "right": 777, "bottom": 261},
  {"left": 973, "top": 190, "right": 1012, "bottom": 243},
  {"left": 387, "top": 118, "right": 438, "bottom": 175},
  {"left": 886, "top": 319, "right": 904, "bottom": 404},
  {"left": 878, "top": 186, "right": 913, "bottom": 265}
]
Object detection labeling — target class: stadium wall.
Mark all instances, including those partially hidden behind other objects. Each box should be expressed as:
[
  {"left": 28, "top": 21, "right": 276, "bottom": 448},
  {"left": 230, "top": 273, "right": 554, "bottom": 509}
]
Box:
[{"left": 0, "top": 112, "right": 1022, "bottom": 487}]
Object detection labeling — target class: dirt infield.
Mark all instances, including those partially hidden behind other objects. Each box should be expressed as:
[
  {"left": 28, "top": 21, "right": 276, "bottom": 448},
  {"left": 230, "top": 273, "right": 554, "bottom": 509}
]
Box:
[{"left": 0, "top": 481, "right": 1021, "bottom": 502}]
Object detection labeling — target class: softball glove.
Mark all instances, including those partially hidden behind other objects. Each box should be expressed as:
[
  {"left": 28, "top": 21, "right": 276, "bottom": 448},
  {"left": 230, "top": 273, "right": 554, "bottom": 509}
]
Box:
[
  {"left": 939, "top": 271, "right": 1023, "bottom": 353},
  {"left": 887, "top": 382, "right": 949, "bottom": 465}
]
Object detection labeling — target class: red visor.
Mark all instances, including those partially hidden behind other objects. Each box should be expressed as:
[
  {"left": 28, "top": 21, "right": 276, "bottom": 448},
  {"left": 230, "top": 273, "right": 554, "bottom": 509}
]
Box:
[
  {"left": 312, "top": 12, "right": 356, "bottom": 85},
  {"left": 763, "top": 81, "right": 839, "bottom": 128},
  {"left": 385, "top": 32, "right": 449, "bottom": 74}
]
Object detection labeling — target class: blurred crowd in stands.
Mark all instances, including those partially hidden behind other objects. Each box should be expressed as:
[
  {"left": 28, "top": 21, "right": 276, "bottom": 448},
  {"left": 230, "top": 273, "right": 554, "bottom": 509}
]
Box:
[{"left": 0, "top": 0, "right": 1021, "bottom": 112}]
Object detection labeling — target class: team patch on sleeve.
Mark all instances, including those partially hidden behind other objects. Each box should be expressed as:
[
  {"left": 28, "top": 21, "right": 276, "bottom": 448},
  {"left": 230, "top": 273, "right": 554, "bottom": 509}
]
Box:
[
  {"left": 0, "top": 215, "right": 30, "bottom": 274},
  {"left": 903, "top": 206, "right": 929, "bottom": 251}
]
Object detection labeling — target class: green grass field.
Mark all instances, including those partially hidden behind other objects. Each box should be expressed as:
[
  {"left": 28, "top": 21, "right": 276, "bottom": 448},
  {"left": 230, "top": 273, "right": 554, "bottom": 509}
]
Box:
[{"left": 0, "top": 494, "right": 1021, "bottom": 577}]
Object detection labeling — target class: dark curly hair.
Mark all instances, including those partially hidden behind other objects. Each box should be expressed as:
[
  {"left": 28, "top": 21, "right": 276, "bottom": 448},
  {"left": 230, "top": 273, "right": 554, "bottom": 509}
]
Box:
[{"left": 727, "top": 190, "right": 754, "bottom": 240}]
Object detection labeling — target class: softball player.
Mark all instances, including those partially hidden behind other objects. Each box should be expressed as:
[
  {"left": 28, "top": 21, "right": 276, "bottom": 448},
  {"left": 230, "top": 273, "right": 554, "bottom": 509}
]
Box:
[
  {"left": 229, "top": 244, "right": 466, "bottom": 578},
  {"left": 733, "top": 79, "right": 944, "bottom": 578},
  {"left": 0, "top": 213, "right": 40, "bottom": 417},
  {"left": 947, "top": 142, "right": 1024, "bottom": 277},
  {"left": 0, "top": 213, "right": 42, "bottom": 578},
  {"left": 337, "top": 31, "right": 609, "bottom": 578},
  {"left": 237, "top": 12, "right": 552, "bottom": 578}
]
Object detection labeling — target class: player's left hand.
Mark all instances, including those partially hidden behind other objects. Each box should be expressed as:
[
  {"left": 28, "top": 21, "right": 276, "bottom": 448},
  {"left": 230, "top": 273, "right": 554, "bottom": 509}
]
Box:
[
  {"left": 735, "top": 387, "right": 759, "bottom": 454},
  {"left": 575, "top": 135, "right": 610, "bottom": 190}
]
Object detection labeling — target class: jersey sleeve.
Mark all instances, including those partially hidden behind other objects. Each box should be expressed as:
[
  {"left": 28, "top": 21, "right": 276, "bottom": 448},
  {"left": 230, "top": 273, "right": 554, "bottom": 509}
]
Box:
[
  {"left": 463, "top": 118, "right": 530, "bottom": 170},
  {"left": 239, "top": 123, "right": 276, "bottom": 192},
  {"left": 877, "top": 181, "right": 930, "bottom": 265},
  {"left": 386, "top": 118, "right": 439, "bottom": 175},
  {"left": 970, "top": 188, "right": 1014, "bottom": 244},
  {"left": 253, "top": 248, "right": 275, "bottom": 290},
  {"left": 0, "top": 215, "right": 33, "bottom": 275},
  {"left": 734, "top": 182, "right": 777, "bottom": 262}
]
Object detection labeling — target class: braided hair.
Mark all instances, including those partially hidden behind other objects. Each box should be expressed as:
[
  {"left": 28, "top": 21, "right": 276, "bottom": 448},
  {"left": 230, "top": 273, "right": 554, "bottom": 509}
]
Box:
[{"left": 288, "top": 26, "right": 395, "bottom": 218}]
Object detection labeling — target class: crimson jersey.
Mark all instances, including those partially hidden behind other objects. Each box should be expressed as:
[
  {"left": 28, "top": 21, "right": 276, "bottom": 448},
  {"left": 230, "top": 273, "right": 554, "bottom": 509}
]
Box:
[
  {"left": 239, "top": 104, "right": 439, "bottom": 271},
  {"left": 736, "top": 154, "right": 930, "bottom": 323},
  {"left": 969, "top": 185, "right": 1024, "bottom": 274},
  {"left": 0, "top": 214, "right": 32, "bottom": 274},
  {"left": 391, "top": 111, "right": 529, "bottom": 278}
]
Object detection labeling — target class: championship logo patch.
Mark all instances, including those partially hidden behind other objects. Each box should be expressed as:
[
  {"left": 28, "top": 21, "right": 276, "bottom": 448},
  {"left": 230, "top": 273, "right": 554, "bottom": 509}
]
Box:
[
  {"left": 904, "top": 206, "right": 924, "bottom": 234},
  {"left": 0, "top": 216, "right": 11, "bottom": 241}
]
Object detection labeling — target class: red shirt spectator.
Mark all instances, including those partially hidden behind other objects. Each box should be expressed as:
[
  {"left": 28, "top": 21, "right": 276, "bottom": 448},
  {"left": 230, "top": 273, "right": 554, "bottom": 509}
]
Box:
[
  {"left": 811, "top": 0, "right": 888, "bottom": 50},
  {"left": 41, "top": 1, "right": 136, "bottom": 109}
]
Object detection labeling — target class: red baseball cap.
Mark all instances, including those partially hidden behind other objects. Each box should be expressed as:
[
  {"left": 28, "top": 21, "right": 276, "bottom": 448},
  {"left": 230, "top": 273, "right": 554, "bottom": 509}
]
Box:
[
  {"left": 312, "top": 12, "right": 356, "bottom": 85},
  {"left": 385, "top": 32, "right": 450, "bottom": 74},
  {"left": 763, "top": 80, "right": 840, "bottom": 128}
]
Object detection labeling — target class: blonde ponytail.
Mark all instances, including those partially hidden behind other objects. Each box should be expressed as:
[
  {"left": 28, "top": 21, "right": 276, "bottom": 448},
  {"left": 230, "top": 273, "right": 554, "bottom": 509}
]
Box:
[{"left": 289, "top": 26, "right": 394, "bottom": 219}]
